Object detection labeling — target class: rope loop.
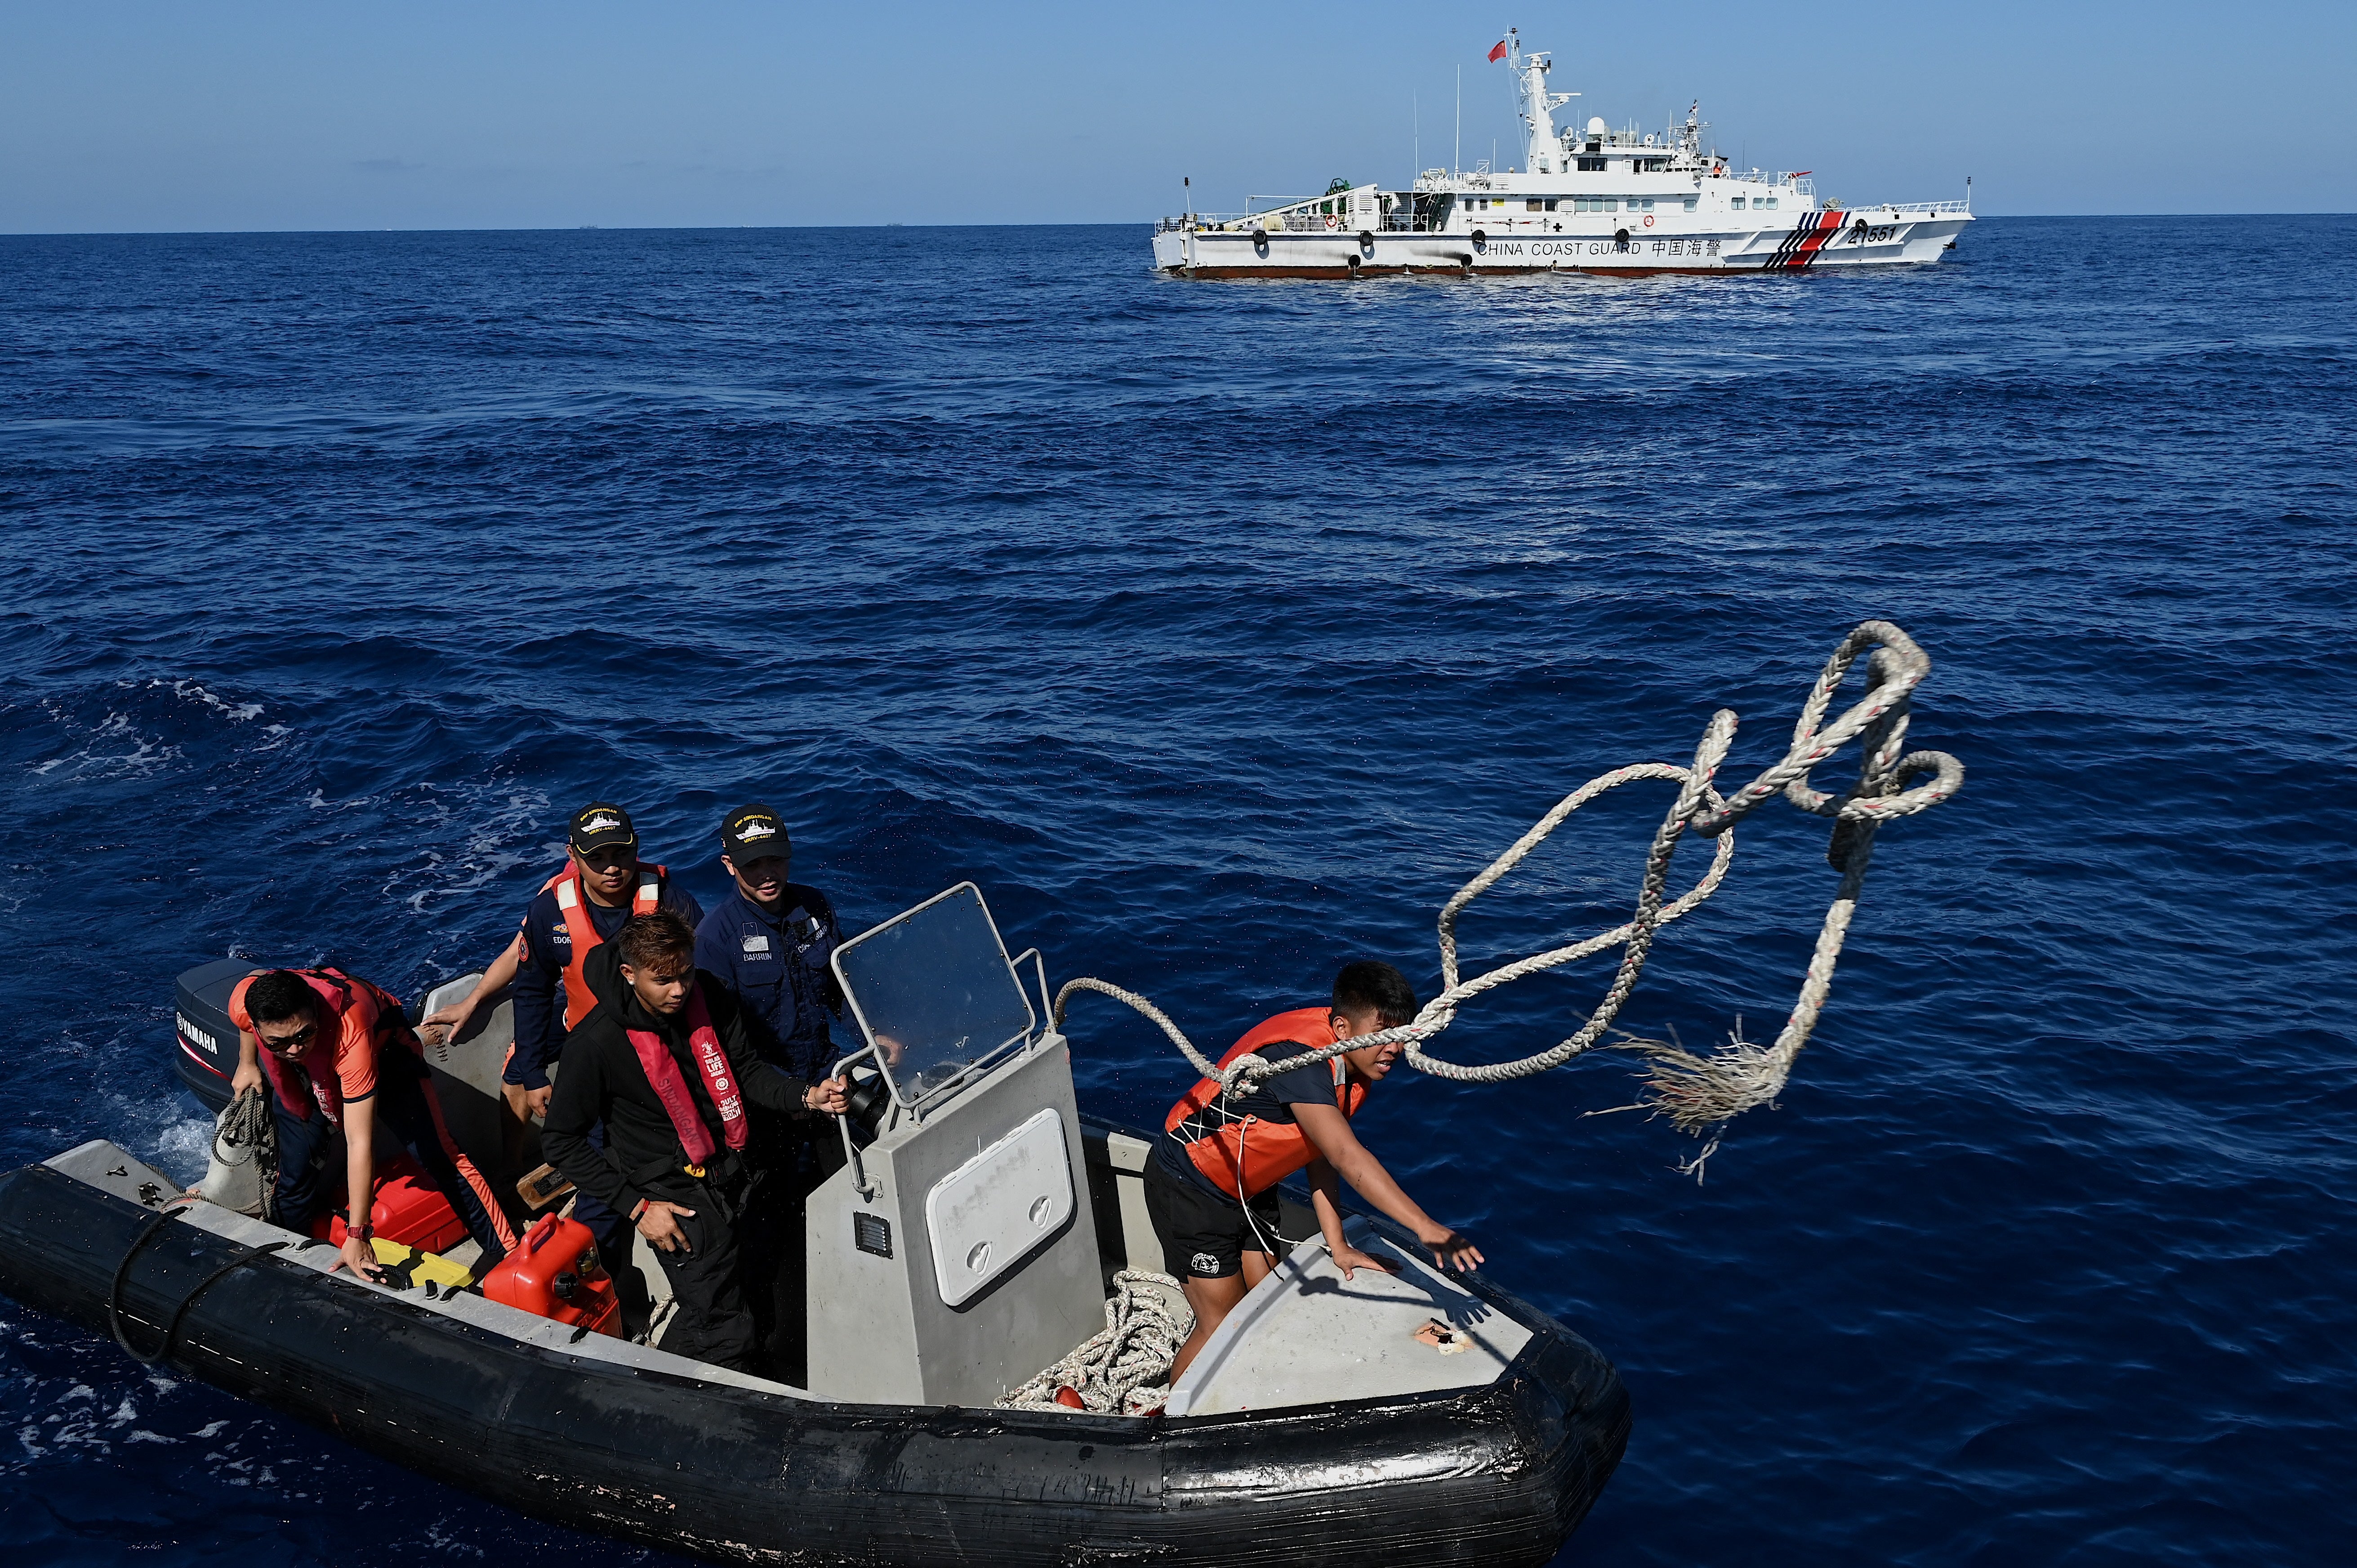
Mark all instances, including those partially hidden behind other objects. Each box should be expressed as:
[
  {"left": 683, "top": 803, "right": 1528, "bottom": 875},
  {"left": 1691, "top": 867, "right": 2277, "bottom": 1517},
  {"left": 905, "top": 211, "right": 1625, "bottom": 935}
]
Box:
[{"left": 1052, "top": 620, "right": 1963, "bottom": 1158}]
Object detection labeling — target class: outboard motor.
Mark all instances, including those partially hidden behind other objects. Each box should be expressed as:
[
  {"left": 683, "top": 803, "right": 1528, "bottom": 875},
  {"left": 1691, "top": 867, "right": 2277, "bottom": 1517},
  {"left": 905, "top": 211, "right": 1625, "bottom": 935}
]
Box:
[{"left": 174, "top": 958, "right": 258, "bottom": 1110}]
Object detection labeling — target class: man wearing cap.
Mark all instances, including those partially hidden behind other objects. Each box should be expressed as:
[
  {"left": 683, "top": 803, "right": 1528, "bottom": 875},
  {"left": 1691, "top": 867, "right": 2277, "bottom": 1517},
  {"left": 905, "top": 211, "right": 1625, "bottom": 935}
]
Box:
[
  {"left": 508, "top": 801, "right": 703, "bottom": 1287},
  {"left": 693, "top": 803, "right": 848, "bottom": 1383}
]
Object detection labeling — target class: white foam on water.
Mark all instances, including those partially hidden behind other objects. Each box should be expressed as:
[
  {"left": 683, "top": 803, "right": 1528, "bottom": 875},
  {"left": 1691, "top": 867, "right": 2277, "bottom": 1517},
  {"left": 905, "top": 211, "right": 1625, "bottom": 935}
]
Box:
[
  {"left": 26, "top": 708, "right": 183, "bottom": 782},
  {"left": 160, "top": 679, "right": 264, "bottom": 723},
  {"left": 101, "top": 1081, "right": 218, "bottom": 1187},
  {"left": 395, "top": 786, "right": 554, "bottom": 915}
]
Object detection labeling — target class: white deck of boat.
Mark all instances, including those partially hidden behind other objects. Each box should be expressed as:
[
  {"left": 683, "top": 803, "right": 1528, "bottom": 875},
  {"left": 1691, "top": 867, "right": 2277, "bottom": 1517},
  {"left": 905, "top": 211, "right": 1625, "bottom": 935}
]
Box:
[{"left": 1165, "top": 1215, "right": 1530, "bottom": 1417}]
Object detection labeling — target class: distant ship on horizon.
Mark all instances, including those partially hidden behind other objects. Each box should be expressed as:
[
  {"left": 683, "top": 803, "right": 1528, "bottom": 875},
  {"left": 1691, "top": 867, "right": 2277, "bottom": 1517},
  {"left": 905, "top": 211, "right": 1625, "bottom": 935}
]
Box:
[{"left": 1153, "top": 30, "right": 1973, "bottom": 279}]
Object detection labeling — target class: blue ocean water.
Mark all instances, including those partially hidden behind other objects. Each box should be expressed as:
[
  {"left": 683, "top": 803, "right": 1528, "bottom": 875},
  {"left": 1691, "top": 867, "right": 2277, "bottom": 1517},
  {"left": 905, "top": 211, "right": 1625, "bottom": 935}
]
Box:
[{"left": 2, "top": 216, "right": 2352, "bottom": 1565}]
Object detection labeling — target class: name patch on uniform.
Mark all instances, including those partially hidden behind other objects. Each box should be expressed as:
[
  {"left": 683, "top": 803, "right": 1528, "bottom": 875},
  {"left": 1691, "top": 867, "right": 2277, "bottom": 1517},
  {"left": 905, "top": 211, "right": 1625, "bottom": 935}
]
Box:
[{"left": 742, "top": 934, "right": 771, "bottom": 955}]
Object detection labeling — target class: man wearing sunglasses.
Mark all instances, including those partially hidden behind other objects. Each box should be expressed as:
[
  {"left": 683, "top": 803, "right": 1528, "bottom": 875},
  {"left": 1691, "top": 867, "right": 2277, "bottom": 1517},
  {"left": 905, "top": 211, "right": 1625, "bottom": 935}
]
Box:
[
  {"left": 228, "top": 967, "right": 517, "bottom": 1279},
  {"left": 507, "top": 801, "right": 703, "bottom": 1288}
]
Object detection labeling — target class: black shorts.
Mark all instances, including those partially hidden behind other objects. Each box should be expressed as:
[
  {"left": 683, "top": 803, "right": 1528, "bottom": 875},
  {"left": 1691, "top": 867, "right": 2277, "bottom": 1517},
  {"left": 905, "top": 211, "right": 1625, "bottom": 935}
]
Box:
[{"left": 1144, "top": 1154, "right": 1283, "bottom": 1279}]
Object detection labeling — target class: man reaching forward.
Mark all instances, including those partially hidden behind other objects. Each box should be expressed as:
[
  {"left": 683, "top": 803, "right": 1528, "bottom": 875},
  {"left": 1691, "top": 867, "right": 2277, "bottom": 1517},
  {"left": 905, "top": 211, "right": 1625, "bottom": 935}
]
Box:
[{"left": 1146, "top": 960, "right": 1483, "bottom": 1380}]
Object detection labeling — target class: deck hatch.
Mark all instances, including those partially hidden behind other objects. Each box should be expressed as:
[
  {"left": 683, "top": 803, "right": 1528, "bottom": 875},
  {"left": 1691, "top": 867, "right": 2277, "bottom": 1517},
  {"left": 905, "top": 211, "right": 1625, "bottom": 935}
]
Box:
[{"left": 923, "top": 1108, "right": 1073, "bottom": 1308}]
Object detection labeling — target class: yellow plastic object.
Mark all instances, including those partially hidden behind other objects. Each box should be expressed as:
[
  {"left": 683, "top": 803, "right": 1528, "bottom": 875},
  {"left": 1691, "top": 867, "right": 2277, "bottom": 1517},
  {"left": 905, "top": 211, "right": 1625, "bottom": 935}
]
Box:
[{"left": 369, "top": 1236, "right": 472, "bottom": 1289}]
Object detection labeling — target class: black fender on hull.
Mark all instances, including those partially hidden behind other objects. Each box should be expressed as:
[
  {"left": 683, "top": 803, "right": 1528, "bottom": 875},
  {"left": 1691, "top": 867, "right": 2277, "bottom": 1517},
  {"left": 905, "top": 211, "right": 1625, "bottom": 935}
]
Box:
[{"left": 0, "top": 1163, "right": 1629, "bottom": 1566}]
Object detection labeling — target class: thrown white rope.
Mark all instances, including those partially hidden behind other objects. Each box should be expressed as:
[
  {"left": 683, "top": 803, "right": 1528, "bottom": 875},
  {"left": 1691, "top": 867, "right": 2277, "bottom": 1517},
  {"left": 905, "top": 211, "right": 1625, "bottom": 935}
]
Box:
[
  {"left": 1052, "top": 619, "right": 1964, "bottom": 1152},
  {"left": 999, "top": 1270, "right": 1194, "bottom": 1415}
]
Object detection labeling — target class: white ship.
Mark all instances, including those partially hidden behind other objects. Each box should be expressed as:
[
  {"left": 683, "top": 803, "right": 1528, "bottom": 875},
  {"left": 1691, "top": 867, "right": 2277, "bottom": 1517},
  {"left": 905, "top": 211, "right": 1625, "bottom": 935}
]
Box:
[{"left": 1152, "top": 31, "right": 1972, "bottom": 279}]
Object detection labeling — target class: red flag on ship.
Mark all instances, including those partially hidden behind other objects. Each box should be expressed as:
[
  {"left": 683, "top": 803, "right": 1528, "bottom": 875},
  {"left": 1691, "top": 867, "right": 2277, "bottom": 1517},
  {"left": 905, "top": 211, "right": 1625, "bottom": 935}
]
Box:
[{"left": 1487, "top": 39, "right": 1509, "bottom": 62}]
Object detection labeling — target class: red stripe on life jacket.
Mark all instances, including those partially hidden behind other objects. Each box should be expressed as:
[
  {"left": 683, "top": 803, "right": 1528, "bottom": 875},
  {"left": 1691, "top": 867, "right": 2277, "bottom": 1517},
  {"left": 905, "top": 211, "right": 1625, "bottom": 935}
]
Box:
[
  {"left": 1163, "top": 1006, "right": 1366, "bottom": 1200},
  {"left": 548, "top": 862, "right": 666, "bottom": 1029},
  {"left": 624, "top": 983, "right": 746, "bottom": 1169}
]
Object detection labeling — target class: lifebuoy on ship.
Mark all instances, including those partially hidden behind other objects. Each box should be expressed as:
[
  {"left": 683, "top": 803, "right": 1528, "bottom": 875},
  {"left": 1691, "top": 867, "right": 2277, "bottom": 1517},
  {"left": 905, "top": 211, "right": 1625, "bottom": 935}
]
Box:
[{"left": 1644, "top": 214, "right": 1654, "bottom": 228}]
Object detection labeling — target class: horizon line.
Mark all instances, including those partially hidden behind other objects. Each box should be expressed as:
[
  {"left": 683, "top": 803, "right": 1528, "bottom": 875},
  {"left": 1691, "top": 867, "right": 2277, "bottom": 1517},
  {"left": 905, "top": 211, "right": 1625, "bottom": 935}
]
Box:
[{"left": 4, "top": 211, "right": 2356, "bottom": 240}]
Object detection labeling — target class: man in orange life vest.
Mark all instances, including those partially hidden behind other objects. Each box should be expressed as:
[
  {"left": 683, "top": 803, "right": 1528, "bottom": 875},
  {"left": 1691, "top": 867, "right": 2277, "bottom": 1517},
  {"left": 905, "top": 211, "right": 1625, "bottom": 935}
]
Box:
[
  {"left": 1147, "top": 960, "right": 1484, "bottom": 1379},
  {"left": 541, "top": 911, "right": 850, "bottom": 1372},
  {"left": 508, "top": 802, "right": 702, "bottom": 1276},
  {"left": 228, "top": 968, "right": 517, "bottom": 1279}
]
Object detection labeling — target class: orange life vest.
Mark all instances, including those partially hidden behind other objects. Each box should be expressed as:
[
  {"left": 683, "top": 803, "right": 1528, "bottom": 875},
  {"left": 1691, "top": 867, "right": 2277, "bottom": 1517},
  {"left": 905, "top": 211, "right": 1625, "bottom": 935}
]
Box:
[
  {"left": 1163, "top": 1006, "right": 1367, "bottom": 1200},
  {"left": 230, "top": 966, "right": 416, "bottom": 1128},
  {"left": 546, "top": 861, "right": 666, "bottom": 1030}
]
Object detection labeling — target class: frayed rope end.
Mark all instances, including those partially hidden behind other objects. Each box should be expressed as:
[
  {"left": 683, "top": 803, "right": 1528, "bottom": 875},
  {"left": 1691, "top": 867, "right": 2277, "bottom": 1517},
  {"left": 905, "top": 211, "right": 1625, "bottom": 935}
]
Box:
[{"left": 1606, "top": 1026, "right": 1792, "bottom": 1182}]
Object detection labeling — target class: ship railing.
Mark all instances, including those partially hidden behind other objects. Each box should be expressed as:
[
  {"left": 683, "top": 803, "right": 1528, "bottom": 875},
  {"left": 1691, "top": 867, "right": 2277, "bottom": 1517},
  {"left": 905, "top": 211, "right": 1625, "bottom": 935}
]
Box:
[
  {"left": 1166, "top": 209, "right": 1403, "bottom": 235},
  {"left": 1836, "top": 200, "right": 1972, "bottom": 216},
  {"left": 1158, "top": 215, "right": 1460, "bottom": 236}
]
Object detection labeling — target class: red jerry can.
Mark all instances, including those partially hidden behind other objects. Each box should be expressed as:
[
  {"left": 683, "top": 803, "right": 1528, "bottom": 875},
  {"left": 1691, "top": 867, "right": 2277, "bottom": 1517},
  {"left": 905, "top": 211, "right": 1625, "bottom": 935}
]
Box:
[
  {"left": 311, "top": 1152, "right": 467, "bottom": 1254},
  {"left": 477, "top": 1213, "right": 622, "bottom": 1337}
]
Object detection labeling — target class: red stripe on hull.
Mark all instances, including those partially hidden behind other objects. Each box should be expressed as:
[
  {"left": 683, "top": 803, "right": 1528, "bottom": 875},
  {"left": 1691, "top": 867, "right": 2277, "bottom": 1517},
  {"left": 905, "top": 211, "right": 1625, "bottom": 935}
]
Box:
[{"left": 1781, "top": 210, "right": 1846, "bottom": 270}]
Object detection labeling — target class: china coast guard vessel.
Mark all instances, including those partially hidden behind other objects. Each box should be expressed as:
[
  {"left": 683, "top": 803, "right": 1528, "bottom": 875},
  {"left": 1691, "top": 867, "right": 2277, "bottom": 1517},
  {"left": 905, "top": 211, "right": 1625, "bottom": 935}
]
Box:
[{"left": 1152, "top": 31, "right": 1972, "bottom": 279}]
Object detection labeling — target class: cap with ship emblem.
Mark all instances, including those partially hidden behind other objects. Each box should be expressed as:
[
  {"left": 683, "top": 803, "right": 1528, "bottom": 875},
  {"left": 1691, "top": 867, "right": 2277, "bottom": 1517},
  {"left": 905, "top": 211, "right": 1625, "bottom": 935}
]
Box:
[
  {"left": 569, "top": 802, "right": 637, "bottom": 857},
  {"left": 722, "top": 804, "right": 790, "bottom": 864}
]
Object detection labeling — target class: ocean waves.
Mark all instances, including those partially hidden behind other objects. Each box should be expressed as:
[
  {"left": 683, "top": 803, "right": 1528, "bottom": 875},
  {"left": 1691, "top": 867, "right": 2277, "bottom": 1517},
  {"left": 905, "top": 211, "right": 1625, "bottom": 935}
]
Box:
[{"left": 1, "top": 216, "right": 2352, "bottom": 1565}]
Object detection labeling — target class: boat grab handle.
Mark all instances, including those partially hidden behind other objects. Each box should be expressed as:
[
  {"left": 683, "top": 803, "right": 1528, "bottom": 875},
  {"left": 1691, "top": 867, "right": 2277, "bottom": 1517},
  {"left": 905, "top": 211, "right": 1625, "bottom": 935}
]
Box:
[
  {"left": 828, "top": 1043, "right": 884, "bottom": 1200},
  {"left": 1008, "top": 948, "right": 1054, "bottom": 1030}
]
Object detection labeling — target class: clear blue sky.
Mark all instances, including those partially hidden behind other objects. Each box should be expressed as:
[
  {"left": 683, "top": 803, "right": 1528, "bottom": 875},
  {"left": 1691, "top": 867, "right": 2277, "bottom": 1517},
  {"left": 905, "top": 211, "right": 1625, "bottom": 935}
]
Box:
[{"left": 2, "top": 1, "right": 2349, "bottom": 232}]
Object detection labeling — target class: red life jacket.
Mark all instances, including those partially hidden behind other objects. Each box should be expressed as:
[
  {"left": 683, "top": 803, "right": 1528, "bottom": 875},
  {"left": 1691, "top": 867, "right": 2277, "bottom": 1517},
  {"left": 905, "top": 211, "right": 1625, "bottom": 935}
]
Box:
[
  {"left": 625, "top": 982, "right": 747, "bottom": 1171},
  {"left": 235, "top": 967, "right": 416, "bottom": 1129},
  {"left": 546, "top": 861, "right": 666, "bottom": 1030},
  {"left": 1163, "top": 1006, "right": 1367, "bottom": 1201}
]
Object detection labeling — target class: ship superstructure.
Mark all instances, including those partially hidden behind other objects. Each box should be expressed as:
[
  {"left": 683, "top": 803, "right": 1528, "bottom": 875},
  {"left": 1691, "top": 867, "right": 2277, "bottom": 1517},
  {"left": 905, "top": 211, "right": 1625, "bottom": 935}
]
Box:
[{"left": 1151, "top": 31, "right": 1971, "bottom": 278}]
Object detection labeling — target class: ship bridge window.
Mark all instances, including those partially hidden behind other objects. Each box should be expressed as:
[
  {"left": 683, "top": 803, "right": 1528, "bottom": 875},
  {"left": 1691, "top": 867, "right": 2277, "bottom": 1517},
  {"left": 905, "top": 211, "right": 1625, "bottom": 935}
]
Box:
[
  {"left": 1572, "top": 197, "right": 1613, "bottom": 212},
  {"left": 1629, "top": 198, "right": 1656, "bottom": 213},
  {"left": 1543, "top": 198, "right": 1559, "bottom": 212},
  {"left": 1683, "top": 196, "right": 1698, "bottom": 212},
  {"left": 1526, "top": 199, "right": 1543, "bottom": 212},
  {"left": 1763, "top": 197, "right": 1779, "bottom": 209},
  {"left": 1731, "top": 197, "right": 1745, "bottom": 209},
  {"left": 1577, "top": 155, "right": 1606, "bottom": 172}
]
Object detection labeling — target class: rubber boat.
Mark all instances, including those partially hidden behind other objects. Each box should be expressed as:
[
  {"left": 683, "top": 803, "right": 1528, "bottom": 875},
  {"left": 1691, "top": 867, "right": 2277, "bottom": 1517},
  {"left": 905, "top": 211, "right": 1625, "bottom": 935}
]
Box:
[{"left": 0, "top": 883, "right": 1628, "bottom": 1565}]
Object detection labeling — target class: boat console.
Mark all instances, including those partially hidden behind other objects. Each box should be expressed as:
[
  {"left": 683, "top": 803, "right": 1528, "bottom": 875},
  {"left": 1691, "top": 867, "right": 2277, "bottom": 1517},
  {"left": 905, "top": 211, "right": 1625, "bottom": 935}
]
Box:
[{"left": 802, "top": 882, "right": 1105, "bottom": 1405}]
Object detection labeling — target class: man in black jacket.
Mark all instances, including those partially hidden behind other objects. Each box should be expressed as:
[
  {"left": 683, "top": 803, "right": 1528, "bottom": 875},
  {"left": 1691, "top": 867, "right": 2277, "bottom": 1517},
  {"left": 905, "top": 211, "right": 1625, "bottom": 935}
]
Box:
[{"left": 542, "top": 911, "right": 849, "bottom": 1372}]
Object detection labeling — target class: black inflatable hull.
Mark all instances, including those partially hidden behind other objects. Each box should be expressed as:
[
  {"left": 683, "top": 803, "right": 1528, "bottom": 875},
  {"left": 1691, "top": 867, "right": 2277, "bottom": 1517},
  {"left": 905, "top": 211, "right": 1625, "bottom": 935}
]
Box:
[{"left": 0, "top": 1163, "right": 1629, "bottom": 1565}]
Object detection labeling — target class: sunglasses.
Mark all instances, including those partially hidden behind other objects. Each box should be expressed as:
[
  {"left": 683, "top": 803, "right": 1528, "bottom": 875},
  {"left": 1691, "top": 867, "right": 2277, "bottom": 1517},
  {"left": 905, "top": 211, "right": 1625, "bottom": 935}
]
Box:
[{"left": 259, "top": 1020, "right": 319, "bottom": 1054}]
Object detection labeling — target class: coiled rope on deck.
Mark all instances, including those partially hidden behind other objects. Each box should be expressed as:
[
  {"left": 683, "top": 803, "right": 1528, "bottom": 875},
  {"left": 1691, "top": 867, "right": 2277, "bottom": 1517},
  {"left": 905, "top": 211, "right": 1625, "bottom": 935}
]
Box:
[
  {"left": 1054, "top": 619, "right": 1963, "bottom": 1163},
  {"left": 999, "top": 1270, "right": 1195, "bottom": 1415}
]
